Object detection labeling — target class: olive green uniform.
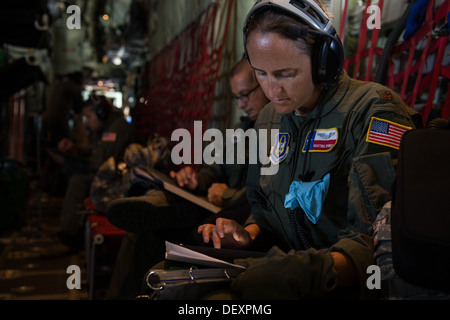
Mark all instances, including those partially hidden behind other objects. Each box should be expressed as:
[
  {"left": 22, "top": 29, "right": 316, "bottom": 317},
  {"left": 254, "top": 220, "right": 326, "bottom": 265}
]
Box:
[
  {"left": 195, "top": 116, "right": 255, "bottom": 207},
  {"left": 63, "top": 112, "right": 137, "bottom": 175},
  {"left": 244, "top": 71, "right": 417, "bottom": 293},
  {"left": 106, "top": 117, "right": 255, "bottom": 299},
  {"left": 59, "top": 111, "right": 137, "bottom": 239}
]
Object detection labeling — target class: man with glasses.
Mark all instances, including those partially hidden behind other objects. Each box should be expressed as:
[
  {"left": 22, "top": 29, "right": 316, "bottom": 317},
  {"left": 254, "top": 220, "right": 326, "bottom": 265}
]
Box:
[
  {"left": 191, "top": 58, "right": 268, "bottom": 207},
  {"left": 105, "top": 58, "right": 269, "bottom": 299},
  {"left": 230, "top": 60, "right": 267, "bottom": 122}
]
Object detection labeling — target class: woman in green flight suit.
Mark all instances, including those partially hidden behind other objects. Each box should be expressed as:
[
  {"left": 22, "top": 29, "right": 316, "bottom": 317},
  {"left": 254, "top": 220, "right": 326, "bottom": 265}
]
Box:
[{"left": 201, "top": 0, "right": 419, "bottom": 300}]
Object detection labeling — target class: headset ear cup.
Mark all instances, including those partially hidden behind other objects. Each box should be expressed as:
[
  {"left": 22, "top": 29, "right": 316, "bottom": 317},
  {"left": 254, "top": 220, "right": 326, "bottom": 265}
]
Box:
[
  {"left": 326, "top": 37, "right": 344, "bottom": 85},
  {"left": 96, "top": 105, "right": 105, "bottom": 122},
  {"left": 94, "top": 97, "right": 110, "bottom": 123},
  {"left": 311, "top": 35, "right": 344, "bottom": 86},
  {"left": 311, "top": 36, "right": 326, "bottom": 84},
  {"left": 311, "top": 36, "right": 328, "bottom": 84}
]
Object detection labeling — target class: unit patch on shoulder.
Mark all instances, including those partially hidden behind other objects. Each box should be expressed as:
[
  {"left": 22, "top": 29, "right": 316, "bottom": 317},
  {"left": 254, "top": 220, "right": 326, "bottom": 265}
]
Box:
[
  {"left": 302, "top": 128, "right": 339, "bottom": 152},
  {"left": 366, "top": 117, "right": 412, "bottom": 149},
  {"left": 102, "top": 132, "right": 117, "bottom": 142},
  {"left": 378, "top": 90, "right": 394, "bottom": 103},
  {"left": 270, "top": 133, "right": 290, "bottom": 165}
]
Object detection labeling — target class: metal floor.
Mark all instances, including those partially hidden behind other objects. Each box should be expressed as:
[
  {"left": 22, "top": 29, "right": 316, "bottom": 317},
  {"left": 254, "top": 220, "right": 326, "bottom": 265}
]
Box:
[{"left": 0, "top": 194, "right": 91, "bottom": 300}]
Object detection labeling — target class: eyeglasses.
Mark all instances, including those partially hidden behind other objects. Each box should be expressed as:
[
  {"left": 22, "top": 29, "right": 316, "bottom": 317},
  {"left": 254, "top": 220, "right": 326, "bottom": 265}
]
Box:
[{"left": 231, "top": 84, "right": 260, "bottom": 105}]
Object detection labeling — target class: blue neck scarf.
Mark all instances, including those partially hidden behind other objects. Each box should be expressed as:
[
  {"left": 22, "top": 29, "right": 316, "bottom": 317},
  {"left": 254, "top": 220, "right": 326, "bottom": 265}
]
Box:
[{"left": 284, "top": 173, "right": 330, "bottom": 224}]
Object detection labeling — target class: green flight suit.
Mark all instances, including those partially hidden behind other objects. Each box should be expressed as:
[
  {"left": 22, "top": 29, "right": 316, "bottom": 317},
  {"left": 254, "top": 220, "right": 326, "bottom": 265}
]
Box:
[
  {"left": 106, "top": 117, "right": 255, "bottom": 299},
  {"left": 63, "top": 112, "right": 137, "bottom": 175},
  {"left": 244, "top": 70, "right": 417, "bottom": 296},
  {"left": 195, "top": 116, "right": 255, "bottom": 207},
  {"left": 59, "top": 111, "right": 137, "bottom": 238}
]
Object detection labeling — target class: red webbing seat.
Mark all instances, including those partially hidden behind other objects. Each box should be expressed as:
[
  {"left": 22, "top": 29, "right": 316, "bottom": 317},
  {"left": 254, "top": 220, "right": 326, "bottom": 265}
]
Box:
[{"left": 85, "top": 208, "right": 125, "bottom": 299}]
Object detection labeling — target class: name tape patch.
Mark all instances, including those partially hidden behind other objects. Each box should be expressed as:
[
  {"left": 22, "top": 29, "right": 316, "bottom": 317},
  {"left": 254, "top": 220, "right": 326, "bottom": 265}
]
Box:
[{"left": 302, "top": 128, "right": 339, "bottom": 152}]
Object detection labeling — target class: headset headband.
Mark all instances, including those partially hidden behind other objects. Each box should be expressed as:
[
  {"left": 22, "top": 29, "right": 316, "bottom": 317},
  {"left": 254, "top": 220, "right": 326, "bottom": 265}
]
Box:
[
  {"left": 244, "top": 0, "right": 336, "bottom": 37},
  {"left": 243, "top": 0, "right": 344, "bottom": 87}
]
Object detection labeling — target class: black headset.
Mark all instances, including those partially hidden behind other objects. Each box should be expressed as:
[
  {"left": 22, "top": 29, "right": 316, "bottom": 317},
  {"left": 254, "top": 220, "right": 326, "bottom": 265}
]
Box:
[
  {"left": 243, "top": 0, "right": 344, "bottom": 88},
  {"left": 88, "top": 93, "right": 112, "bottom": 122}
]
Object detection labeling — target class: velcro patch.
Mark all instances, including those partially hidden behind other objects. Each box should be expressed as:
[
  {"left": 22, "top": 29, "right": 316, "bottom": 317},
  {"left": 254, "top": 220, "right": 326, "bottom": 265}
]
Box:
[
  {"left": 302, "top": 128, "right": 338, "bottom": 152},
  {"left": 366, "top": 117, "right": 412, "bottom": 149},
  {"left": 102, "top": 132, "right": 117, "bottom": 142},
  {"left": 270, "top": 133, "right": 290, "bottom": 164}
]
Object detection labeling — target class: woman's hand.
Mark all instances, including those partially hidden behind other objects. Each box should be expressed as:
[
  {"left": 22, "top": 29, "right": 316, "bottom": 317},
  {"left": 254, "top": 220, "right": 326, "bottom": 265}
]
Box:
[{"left": 197, "top": 218, "right": 257, "bottom": 249}]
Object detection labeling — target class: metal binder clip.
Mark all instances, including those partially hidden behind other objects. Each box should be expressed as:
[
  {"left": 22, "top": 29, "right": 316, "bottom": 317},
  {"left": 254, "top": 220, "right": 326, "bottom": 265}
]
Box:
[
  {"left": 146, "top": 271, "right": 165, "bottom": 291},
  {"left": 223, "top": 268, "right": 231, "bottom": 280},
  {"left": 188, "top": 266, "right": 198, "bottom": 283}
]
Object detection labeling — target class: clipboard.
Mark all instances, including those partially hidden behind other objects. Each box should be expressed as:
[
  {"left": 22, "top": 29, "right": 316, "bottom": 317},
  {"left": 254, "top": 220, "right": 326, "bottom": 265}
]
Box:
[
  {"left": 131, "top": 167, "right": 222, "bottom": 214},
  {"left": 164, "top": 241, "right": 266, "bottom": 270}
]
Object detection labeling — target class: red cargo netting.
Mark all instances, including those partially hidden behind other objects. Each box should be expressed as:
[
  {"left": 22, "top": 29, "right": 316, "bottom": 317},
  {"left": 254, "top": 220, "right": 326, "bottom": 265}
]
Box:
[
  {"left": 133, "top": 0, "right": 234, "bottom": 141},
  {"left": 342, "top": 0, "right": 449, "bottom": 125},
  {"left": 385, "top": 0, "right": 450, "bottom": 122},
  {"left": 343, "top": 0, "right": 385, "bottom": 82}
]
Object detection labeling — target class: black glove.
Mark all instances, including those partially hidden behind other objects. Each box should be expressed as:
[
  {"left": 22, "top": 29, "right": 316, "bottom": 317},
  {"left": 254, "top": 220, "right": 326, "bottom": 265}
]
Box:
[{"left": 231, "top": 246, "right": 337, "bottom": 300}]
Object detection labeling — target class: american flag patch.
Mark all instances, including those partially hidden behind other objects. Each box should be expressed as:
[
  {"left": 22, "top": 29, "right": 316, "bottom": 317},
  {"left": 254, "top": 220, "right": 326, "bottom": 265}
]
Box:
[
  {"left": 366, "top": 117, "right": 412, "bottom": 149},
  {"left": 102, "top": 132, "right": 117, "bottom": 142}
]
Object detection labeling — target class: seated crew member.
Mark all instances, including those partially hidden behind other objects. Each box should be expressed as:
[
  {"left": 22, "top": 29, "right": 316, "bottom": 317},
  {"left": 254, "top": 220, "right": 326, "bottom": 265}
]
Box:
[
  {"left": 200, "top": 0, "right": 419, "bottom": 300},
  {"left": 43, "top": 94, "right": 137, "bottom": 256},
  {"left": 105, "top": 58, "right": 269, "bottom": 299}
]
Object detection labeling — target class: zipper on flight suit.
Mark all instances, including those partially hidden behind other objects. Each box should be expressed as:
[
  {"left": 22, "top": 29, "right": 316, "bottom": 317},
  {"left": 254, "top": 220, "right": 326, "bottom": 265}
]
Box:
[
  {"left": 286, "top": 115, "right": 314, "bottom": 250},
  {"left": 288, "top": 115, "right": 315, "bottom": 183},
  {"left": 286, "top": 92, "right": 327, "bottom": 250}
]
